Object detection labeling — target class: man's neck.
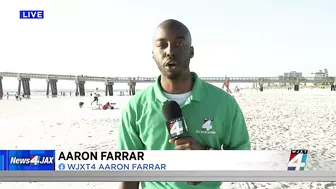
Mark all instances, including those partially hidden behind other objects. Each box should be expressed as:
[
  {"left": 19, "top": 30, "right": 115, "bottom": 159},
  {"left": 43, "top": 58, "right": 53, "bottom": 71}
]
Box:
[{"left": 160, "top": 73, "right": 194, "bottom": 94}]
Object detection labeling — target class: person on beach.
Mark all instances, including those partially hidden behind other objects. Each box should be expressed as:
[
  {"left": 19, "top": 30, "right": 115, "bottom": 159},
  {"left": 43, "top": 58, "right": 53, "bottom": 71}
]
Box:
[
  {"left": 117, "top": 19, "right": 251, "bottom": 189},
  {"left": 15, "top": 92, "right": 21, "bottom": 101},
  {"left": 92, "top": 102, "right": 116, "bottom": 110},
  {"left": 102, "top": 102, "right": 115, "bottom": 110},
  {"left": 0, "top": 92, "right": 3, "bottom": 100},
  {"left": 103, "top": 102, "right": 110, "bottom": 110},
  {"left": 6, "top": 92, "right": 9, "bottom": 100},
  {"left": 91, "top": 88, "right": 99, "bottom": 105}
]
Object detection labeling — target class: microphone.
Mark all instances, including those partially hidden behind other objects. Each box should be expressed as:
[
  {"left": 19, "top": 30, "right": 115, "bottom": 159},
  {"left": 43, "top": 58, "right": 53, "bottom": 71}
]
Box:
[
  {"left": 162, "top": 100, "right": 188, "bottom": 139},
  {"left": 162, "top": 100, "right": 201, "bottom": 186}
]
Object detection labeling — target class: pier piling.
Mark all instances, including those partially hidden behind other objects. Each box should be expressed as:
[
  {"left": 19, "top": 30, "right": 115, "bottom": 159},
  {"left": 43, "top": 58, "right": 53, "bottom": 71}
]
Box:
[
  {"left": 258, "top": 78, "right": 264, "bottom": 92},
  {"left": 75, "top": 80, "right": 86, "bottom": 96},
  {"left": 128, "top": 81, "right": 136, "bottom": 96},
  {"left": 18, "top": 77, "right": 31, "bottom": 97},
  {"left": 253, "top": 82, "right": 258, "bottom": 89},
  {"left": 294, "top": 85, "right": 299, "bottom": 91},
  {"left": 105, "top": 81, "right": 114, "bottom": 96},
  {"left": 46, "top": 79, "right": 58, "bottom": 97}
]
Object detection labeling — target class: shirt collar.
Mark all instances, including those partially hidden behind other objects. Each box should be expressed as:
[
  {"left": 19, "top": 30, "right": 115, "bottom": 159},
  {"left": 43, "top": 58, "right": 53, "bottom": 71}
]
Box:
[{"left": 153, "top": 72, "right": 204, "bottom": 104}]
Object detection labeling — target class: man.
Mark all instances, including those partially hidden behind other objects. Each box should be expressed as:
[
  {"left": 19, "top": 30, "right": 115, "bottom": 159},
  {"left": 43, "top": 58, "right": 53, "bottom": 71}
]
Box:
[
  {"left": 91, "top": 87, "right": 99, "bottom": 105},
  {"left": 117, "top": 19, "right": 251, "bottom": 189}
]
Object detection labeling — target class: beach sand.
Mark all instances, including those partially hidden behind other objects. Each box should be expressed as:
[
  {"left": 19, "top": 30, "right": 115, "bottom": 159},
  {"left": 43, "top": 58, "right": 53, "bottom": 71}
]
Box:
[{"left": 0, "top": 88, "right": 336, "bottom": 189}]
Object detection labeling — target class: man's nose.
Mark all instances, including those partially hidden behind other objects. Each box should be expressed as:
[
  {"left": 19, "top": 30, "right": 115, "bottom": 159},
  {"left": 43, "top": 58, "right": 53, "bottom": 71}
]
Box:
[{"left": 165, "top": 44, "right": 176, "bottom": 58}]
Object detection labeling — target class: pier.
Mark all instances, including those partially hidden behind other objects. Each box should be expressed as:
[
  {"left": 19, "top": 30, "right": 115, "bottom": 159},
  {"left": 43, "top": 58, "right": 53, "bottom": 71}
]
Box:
[{"left": 0, "top": 72, "right": 335, "bottom": 97}]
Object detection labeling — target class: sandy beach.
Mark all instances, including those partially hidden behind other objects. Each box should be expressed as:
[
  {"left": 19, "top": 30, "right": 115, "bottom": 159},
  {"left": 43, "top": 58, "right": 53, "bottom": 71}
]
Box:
[{"left": 0, "top": 88, "right": 336, "bottom": 189}]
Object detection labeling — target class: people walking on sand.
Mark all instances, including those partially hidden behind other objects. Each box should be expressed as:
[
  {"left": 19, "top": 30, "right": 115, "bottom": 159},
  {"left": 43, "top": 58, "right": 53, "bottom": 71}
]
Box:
[
  {"left": 6, "top": 92, "right": 9, "bottom": 100},
  {"left": 234, "top": 85, "right": 240, "bottom": 92},
  {"left": 91, "top": 88, "right": 100, "bottom": 105},
  {"left": 15, "top": 92, "right": 21, "bottom": 101}
]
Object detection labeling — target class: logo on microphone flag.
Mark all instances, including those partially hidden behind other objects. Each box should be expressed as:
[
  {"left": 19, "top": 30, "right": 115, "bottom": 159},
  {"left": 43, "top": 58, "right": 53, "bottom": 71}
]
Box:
[{"left": 169, "top": 120, "right": 184, "bottom": 137}]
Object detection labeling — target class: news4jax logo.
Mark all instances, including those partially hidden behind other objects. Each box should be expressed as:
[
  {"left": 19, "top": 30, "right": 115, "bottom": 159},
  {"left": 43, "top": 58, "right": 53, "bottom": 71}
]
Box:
[
  {"left": 169, "top": 118, "right": 184, "bottom": 137},
  {"left": 287, "top": 149, "right": 308, "bottom": 171},
  {"left": 10, "top": 155, "right": 54, "bottom": 165}
]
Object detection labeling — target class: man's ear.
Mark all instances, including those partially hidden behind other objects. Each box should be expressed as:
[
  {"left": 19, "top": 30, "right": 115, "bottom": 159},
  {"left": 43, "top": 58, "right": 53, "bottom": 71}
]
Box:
[{"left": 190, "top": 46, "right": 194, "bottom": 58}]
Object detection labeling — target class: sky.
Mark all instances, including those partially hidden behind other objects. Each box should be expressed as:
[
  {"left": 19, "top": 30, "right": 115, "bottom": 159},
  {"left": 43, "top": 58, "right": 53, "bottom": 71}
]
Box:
[{"left": 0, "top": 0, "right": 336, "bottom": 90}]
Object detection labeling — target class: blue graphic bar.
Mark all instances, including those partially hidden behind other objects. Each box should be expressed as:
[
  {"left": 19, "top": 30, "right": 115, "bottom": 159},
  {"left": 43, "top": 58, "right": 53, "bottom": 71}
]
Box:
[
  {"left": 0, "top": 150, "right": 5, "bottom": 171},
  {"left": 0, "top": 150, "right": 55, "bottom": 171}
]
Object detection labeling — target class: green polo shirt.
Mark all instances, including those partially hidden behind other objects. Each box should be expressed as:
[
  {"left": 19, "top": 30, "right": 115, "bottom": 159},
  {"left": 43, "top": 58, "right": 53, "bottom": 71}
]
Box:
[{"left": 117, "top": 72, "right": 250, "bottom": 189}]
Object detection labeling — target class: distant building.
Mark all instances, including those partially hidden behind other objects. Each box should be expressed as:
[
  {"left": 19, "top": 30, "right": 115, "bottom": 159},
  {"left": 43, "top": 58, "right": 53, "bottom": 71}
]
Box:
[
  {"left": 313, "top": 69, "right": 328, "bottom": 81},
  {"left": 283, "top": 71, "right": 303, "bottom": 79}
]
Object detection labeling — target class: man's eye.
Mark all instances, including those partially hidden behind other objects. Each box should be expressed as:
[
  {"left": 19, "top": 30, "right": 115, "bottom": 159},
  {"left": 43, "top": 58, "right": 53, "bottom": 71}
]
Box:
[
  {"left": 157, "top": 43, "right": 167, "bottom": 48},
  {"left": 176, "top": 42, "right": 184, "bottom": 46}
]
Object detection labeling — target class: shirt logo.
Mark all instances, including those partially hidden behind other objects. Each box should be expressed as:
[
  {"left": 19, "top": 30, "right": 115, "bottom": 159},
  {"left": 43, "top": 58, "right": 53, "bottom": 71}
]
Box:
[
  {"left": 196, "top": 118, "right": 216, "bottom": 135},
  {"left": 201, "top": 118, "right": 213, "bottom": 131}
]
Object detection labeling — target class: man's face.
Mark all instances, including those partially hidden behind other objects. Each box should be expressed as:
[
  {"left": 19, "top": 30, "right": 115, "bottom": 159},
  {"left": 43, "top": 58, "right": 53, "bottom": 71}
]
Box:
[{"left": 152, "top": 24, "right": 194, "bottom": 80}]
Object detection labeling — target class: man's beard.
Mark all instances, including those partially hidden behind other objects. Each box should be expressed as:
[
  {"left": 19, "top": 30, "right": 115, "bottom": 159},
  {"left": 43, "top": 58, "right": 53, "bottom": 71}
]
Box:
[{"left": 164, "top": 70, "right": 182, "bottom": 80}]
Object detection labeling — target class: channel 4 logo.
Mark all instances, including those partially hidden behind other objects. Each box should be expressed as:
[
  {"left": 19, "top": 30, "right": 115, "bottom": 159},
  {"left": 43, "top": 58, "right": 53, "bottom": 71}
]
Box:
[{"left": 20, "top": 10, "right": 44, "bottom": 19}]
